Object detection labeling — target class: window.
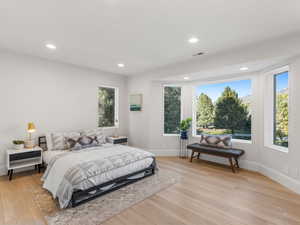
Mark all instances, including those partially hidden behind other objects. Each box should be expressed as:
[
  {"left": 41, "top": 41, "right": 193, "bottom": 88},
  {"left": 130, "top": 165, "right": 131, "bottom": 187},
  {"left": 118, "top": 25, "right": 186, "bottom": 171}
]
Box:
[
  {"left": 98, "top": 86, "right": 118, "bottom": 127},
  {"left": 273, "top": 71, "right": 289, "bottom": 148},
  {"left": 193, "top": 79, "right": 252, "bottom": 140},
  {"left": 164, "top": 86, "right": 182, "bottom": 134}
]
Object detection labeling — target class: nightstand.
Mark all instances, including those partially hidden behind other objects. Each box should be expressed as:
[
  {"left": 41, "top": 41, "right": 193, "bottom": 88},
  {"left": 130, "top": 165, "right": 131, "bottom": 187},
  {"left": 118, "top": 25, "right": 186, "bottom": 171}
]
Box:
[
  {"left": 6, "top": 146, "right": 43, "bottom": 181},
  {"left": 107, "top": 136, "right": 128, "bottom": 145}
]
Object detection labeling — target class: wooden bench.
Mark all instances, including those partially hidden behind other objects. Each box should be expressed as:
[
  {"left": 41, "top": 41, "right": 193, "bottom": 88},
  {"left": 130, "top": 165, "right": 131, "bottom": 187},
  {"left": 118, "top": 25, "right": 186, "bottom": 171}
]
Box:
[{"left": 187, "top": 143, "right": 245, "bottom": 173}]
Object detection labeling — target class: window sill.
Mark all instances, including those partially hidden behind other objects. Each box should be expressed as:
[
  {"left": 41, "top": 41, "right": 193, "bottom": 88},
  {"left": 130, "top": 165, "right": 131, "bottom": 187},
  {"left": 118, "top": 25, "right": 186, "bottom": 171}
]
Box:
[
  {"left": 265, "top": 144, "right": 288, "bottom": 153},
  {"left": 101, "top": 126, "right": 119, "bottom": 129},
  {"left": 163, "top": 134, "right": 180, "bottom": 137},
  {"left": 231, "top": 139, "right": 252, "bottom": 144}
]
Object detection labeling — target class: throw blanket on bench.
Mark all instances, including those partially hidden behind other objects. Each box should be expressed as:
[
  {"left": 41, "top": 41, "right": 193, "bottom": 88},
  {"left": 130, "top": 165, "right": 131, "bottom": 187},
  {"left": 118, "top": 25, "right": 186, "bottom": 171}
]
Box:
[{"left": 42, "top": 145, "right": 155, "bottom": 208}]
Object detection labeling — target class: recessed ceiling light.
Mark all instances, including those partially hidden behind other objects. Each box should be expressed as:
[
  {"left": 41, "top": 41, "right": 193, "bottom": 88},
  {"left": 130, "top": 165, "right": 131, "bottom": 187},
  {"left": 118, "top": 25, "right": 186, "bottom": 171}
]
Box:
[
  {"left": 184, "top": 76, "right": 190, "bottom": 80},
  {"left": 117, "top": 63, "right": 125, "bottom": 68},
  {"left": 240, "top": 67, "right": 249, "bottom": 71},
  {"left": 45, "top": 43, "right": 56, "bottom": 50},
  {"left": 188, "top": 37, "right": 199, "bottom": 44}
]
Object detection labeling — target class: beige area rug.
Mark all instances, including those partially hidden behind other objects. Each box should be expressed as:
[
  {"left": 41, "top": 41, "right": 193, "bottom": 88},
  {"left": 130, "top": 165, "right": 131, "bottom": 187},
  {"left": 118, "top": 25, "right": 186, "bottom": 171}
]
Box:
[{"left": 33, "top": 169, "right": 180, "bottom": 225}]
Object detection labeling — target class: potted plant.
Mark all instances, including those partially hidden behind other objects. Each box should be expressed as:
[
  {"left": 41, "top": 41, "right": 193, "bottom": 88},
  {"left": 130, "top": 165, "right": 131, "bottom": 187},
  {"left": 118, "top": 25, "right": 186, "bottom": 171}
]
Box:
[
  {"left": 13, "top": 140, "right": 25, "bottom": 150},
  {"left": 179, "top": 118, "right": 192, "bottom": 140}
]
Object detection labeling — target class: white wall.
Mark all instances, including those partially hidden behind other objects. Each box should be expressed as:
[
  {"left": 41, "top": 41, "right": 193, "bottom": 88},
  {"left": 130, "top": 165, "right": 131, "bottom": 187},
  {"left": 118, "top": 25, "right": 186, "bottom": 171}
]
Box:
[
  {"left": 127, "top": 57, "right": 300, "bottom": 194},
  {"left": 0, "top": 50, "right": 128, "bottom": 174}
]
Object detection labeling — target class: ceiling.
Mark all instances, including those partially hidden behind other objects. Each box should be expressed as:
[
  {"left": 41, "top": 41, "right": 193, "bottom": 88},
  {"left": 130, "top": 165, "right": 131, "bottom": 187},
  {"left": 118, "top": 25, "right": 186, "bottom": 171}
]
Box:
[
  {"left": 0, "top": 0, "right": 300, "bottom": 76},
  {"left": 159, "top": 56, "right": 295, "bottom": 82}
]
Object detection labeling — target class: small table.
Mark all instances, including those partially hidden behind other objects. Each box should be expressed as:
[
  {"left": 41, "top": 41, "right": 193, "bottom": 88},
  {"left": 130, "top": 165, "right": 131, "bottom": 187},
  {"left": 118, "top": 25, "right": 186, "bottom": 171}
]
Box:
[
  {"left": 107, "top": 136, "right": 128, "bottom": 145},
  {"left": 6, "top": 147, "right": 43, "bottom": 180}
]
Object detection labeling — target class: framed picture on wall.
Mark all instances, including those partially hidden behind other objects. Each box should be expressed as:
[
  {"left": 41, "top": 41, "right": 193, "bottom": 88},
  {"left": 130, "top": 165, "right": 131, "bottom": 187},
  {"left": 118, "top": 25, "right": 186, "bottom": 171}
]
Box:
[{"left": 129, "top": 94, "right": 142, "bottom": 111}]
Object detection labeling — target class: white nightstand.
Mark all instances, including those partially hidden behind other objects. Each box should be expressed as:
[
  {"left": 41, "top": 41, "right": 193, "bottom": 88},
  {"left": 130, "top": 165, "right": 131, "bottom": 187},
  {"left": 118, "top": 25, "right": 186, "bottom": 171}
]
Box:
[
  {"left": 107, "top": 136, "right": 128, "bottom": 145},
  {"left": 6, "top": 146, "right": 43, "bottom": 181}
]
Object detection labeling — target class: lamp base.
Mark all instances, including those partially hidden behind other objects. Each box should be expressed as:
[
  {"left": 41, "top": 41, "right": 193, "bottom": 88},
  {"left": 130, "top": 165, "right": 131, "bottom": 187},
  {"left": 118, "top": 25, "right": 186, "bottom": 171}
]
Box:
[{"left": 24, "top": 139, "right": 35, "bottom": 149}]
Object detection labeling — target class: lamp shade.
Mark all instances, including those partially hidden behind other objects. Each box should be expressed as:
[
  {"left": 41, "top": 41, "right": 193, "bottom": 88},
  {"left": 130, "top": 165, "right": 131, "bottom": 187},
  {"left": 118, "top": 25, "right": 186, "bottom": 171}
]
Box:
[{"left": 27, "top": 122, "right": 36, "bottom": 133}]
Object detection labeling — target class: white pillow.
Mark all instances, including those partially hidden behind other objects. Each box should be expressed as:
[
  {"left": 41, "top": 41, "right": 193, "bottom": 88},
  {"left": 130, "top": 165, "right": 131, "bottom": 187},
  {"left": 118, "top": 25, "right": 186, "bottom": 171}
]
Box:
[{"left": 45, "top": 133, "right": 54, "bottom": 151}]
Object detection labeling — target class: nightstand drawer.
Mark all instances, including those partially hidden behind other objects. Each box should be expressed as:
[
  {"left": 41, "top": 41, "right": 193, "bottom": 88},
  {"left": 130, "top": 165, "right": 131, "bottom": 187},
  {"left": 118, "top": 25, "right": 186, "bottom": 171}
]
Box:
[
  {"left": 9, "top": 151, "right": 41, "bottom": 161},
  {"left": 113, "top": 138, "right": 128, "bottom": 144}
]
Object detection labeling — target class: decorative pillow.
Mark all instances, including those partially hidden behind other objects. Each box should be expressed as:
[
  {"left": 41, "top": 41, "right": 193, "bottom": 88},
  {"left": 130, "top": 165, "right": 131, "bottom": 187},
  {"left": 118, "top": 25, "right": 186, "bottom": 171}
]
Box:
[
  {"left": 51, "top": 131, "right": 81, "bottom": 150},
  {"left": 66, "top": 135, "right": 100, "bottom": 151},
  {"left": 51, "top": 132, "right": 67, "bottom": 150},
  {"left": 81, "top": 128, "right": 106, "bottom": 144},
  {"left": 200, "top": 134, "right": 232, "bottom": 149},
  {"left": 45, "top": 133, "right": 54, "bottom": 151}
]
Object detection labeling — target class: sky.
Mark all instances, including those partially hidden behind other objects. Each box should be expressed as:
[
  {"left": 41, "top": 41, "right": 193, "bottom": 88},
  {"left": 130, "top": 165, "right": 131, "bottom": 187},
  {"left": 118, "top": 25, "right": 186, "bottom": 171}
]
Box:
[
  {"left": 196, "top": 79, "right": 252, "bottom": 102},
  {"left": 276, "top": 71, "right": 288, "bottom": 92},
  {"left": 196, "top": 72, "right": 289, "bottom": 101}
]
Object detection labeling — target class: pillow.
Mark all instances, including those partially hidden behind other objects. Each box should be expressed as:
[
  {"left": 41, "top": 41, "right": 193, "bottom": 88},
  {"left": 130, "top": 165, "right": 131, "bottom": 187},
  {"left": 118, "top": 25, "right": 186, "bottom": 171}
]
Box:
[
  {"left": 45, "top": 133, "right": 53, "bottom": 151},
  {"left": 66, "top": 135, "right": 100, "bottom": 151},
  {"left": 81, "top": 128, "right": 106, "bottom": 144},
  {"left": 200, "top": 134, "right": 232, "bottom": 149},
  {"left": 49, "top": 131, "right": 81, "bottom": 150}
]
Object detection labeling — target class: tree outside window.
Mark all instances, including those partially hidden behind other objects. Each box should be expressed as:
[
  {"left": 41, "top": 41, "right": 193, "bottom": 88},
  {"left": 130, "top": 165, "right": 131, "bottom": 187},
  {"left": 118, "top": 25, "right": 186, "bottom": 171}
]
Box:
[
  {"left": 195, "top": 80, "right": 251, "bottom": 140},
  {"left": 98, "top": 87, "right": 116, "bottom": 127},
  {"left": 164, "top": 86, "right": 181, "bottom": 134},
  {"left": 274, "top": 72, "right": 288, "bottom": 147}
]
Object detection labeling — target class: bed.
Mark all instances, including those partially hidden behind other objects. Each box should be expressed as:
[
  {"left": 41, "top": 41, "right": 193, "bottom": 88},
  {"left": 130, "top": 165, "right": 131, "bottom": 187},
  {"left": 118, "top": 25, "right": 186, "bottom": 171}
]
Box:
[{"left": 39, "top": 135, "right": 156, "bottom": 208}]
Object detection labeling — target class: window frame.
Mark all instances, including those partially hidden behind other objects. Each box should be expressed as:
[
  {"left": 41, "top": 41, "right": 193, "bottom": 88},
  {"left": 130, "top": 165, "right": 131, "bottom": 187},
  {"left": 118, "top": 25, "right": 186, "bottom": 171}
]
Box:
[
  {"left": 98, "top": 85, "right": 119, "bottom": 129},
  {"left": 162, "top": 84, "right": 183, "bottom": 136},
  {"left": 264, "top": 66, "right": 289, "bottom": 152},
  {"left": 192, "top": 77, "right": 253, "bottom": 144}
]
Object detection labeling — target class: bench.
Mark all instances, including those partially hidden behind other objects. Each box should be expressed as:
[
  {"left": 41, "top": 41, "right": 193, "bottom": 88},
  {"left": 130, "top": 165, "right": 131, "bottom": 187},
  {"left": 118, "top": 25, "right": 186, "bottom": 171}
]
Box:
[{"left": 187, "top": 143, "right": 245, "bottom": 173}]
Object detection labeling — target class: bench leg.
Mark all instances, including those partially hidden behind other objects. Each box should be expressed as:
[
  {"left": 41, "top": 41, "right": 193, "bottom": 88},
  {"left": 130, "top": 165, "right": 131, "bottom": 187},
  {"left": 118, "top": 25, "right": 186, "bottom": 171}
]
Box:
[
  {"left": 234, "top": 158, "right": 240, "bottom": 168},
  {"left": 190, "top": 151, "right": 195, "bottom": 162},
  {"left": 197, "top": 152, "right": 201, "bottom": 159},
  {"left": 229, "top": 158, "right": 235, "bottom": 173}
]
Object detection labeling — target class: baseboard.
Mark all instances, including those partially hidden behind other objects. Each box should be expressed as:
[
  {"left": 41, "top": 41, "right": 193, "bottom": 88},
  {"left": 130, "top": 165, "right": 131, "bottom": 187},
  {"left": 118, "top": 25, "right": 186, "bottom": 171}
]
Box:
[
  {"left": 259, "top": 164, "right": 300, "bottom": 195},
  {"left": 0, "top": 164, "right": 6, "bottom": 176},
  {"left": 0, "top": 164, "right": 36, "bottom": 177},
  {"left": 148, "top": 148, "right": 300, "bottom": 194}
]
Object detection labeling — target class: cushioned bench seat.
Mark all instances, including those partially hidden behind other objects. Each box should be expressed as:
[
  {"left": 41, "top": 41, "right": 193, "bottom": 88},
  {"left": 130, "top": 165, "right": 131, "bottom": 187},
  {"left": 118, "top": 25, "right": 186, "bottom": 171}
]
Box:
[{"left": 187, "top": 143, "right": 245, "bottom": 173}]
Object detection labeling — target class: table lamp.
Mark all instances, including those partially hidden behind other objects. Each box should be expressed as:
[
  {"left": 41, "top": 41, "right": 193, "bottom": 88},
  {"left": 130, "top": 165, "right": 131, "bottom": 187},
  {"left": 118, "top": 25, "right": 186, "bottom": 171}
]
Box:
[{"left": 25, "top": 122, "right": 36, "bottom": 149}]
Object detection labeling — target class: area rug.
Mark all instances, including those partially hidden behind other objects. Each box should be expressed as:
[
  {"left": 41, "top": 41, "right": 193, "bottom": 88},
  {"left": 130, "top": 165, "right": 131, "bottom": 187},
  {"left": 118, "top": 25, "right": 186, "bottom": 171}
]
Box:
[{"left": 33, "top": 169, "right": 180, "bottom": 225}]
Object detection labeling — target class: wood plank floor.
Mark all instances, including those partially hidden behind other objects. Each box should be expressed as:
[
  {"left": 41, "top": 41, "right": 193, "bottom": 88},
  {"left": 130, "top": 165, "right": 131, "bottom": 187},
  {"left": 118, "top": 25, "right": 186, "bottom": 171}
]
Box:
[{"left": 0, "top": 157, "right": 300, "bottom": 225}]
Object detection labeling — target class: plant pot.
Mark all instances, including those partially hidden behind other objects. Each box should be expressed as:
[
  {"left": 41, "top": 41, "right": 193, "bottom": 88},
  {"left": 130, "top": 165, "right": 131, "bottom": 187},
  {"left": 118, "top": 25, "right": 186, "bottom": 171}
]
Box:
[
  {"left": 14, "top": 144, "right": 24, "bottom": 150},
  {"left": 180, "top": 131, "right": 188, "bottom": 140}
]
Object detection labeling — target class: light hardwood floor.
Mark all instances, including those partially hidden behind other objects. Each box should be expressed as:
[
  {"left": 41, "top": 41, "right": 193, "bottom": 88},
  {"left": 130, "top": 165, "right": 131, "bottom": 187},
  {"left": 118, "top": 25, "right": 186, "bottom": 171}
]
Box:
[{"left": 0, "top": 157, "right": 300, "bottom": 225}]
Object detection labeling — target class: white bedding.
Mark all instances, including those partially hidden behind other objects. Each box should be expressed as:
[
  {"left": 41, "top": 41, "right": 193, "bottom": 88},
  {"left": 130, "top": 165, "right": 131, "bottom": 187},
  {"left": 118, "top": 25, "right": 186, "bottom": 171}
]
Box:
[
  {"left": 42, "top": 145, "right": 154, "bottom": 208},
  {"left": 43, "top": 150, "right": 65, "bottom": 165},
  {"left": 42, "top": 143, "right": 115, "bottom": 165}
]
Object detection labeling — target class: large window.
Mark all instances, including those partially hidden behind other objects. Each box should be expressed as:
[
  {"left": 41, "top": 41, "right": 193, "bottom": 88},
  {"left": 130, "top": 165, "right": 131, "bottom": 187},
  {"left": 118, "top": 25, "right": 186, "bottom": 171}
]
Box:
[
  {"left": 98, "top": 86, "right": 118, "bottom": 127},
  {"left": 274, "top": 71, "right": 289, "bottom": 147},
  {"left": 194, "top": 79, "right": 252, "bottom": 140},
  {"left": 164, "top": 86, "right": 182, "bottom": 134}
]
